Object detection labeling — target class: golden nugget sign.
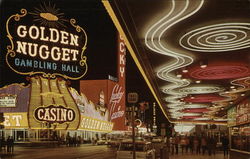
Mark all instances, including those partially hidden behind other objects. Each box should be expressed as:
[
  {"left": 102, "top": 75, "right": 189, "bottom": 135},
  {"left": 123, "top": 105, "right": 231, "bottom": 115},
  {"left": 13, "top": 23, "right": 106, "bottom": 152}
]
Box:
[
  {"left": 6, "top": 5, "right": 88, "bottom": 80},
  {"left": 34, "top": 105, "right": 76, "bottom": 124}
]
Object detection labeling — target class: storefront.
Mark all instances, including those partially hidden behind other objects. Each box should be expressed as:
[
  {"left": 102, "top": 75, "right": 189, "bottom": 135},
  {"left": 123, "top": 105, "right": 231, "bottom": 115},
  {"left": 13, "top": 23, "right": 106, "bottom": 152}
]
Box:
[
  {"left": 0, "top": 82, "right": 114, "bottom": 142},
  {"left": 228, "top": 98, "right": 250, "bottom": 159}
]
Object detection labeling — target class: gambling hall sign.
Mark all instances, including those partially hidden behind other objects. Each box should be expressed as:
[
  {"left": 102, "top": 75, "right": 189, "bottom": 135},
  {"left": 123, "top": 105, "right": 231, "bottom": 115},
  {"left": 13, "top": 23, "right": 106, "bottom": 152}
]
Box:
[{"left": 5, "top": 4, "right": 88, "bottom": 80}]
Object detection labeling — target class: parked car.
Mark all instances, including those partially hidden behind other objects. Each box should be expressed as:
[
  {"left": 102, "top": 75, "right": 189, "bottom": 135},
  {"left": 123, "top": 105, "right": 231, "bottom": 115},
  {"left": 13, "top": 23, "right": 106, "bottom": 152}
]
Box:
[
  {"left": 107, "top": 139, "right": 121, "bottom": 148},
  {"left": 151, "top": 137, "right": 163, "bottom": 143},
  {"left": 97, "top": 138, "right": 108, "bottom": 145},
  {"left": 116, "top": 140, "right": 156, "bottom": 159}
]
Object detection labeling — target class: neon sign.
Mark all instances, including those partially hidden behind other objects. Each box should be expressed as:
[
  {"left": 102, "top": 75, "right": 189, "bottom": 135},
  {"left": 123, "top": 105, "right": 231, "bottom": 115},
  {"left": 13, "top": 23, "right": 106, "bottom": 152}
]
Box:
[
  {"left": 34, "top": 105, "right": 76, "bottom": 124},
  {"left": 5, "top": 4, "right": 88, "bottom": 80},
  {"left": 109, "top": 84, "right": 124, "bottom": 120}
]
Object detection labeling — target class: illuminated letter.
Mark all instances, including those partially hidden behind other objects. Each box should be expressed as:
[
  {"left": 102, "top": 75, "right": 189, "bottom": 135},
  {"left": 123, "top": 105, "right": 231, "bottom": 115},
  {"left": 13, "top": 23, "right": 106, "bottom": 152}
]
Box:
[
  {"left": 14, "top": 58, "right": 20, "bottom": 66},
  {"left": 29, "top": 26, "right": 39, "bottom": 39},
  {"left": 51, "top": 47, "right": 61, "bottom": 61},
  {"left": 61, "top": 48, "right": 70, "bottom": 61},
  {"left": 56, "top": 108, "right": 60, "bottom": 121},
  {"left": 60, "top": 31, "right": 69, "bottom": 45},
  {"left": 119, "top": 42, "right": 125, "bottom": 53},
  {"left": 12, "top": 115, "right": 22, "bottom": 126},
  {"left": 49, "top": 28, "right": 59, "bottom": 43},
  {"left": 44, "top": 108, "right": 50, "bottom": 120},
  {"left": 70, "top": 34, "right": 79, "bottom": 46},
  {"left": 28, "top": 43, "right": 38, "bottom": 57},
  {"left": 17, "top": 25, "right": 27, "bottom": 38},
  {"left": 50, "top": 108, "right": 57, "bottom": 121},
  {"left": 3, "top": 116, "right": 10, "bottom": 126},
  {"left": 71, "top": 50, "right": 79, "bottom": 61},
  {"left": 40, "top": 26, "right": 49, "bottom": 41},
  {"left": 37, "top": 109, "right": 44, "bottom": 120},
  {"left": 61, "top": 109, "right": 67, "bottom": 121},
  {"left": 39, "top": 45, "right": 49, "bottom": 60},
  {"left": 120, "top": 54, "right": 125, "bottom": 65},
  {"left": 120, "top": 67, "right": 125, "bottom": 78},
  {"left": 16, "top": 41, "right": 27, "bottom": 54},
  {"left": 67, "top": 110, "right": 74, "bottom": 121}
]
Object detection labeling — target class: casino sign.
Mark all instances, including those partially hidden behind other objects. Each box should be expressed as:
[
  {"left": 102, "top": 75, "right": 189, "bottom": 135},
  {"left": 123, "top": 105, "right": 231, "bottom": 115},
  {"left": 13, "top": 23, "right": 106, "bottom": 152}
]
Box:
[
  {"left": 34, "top": 105, "right": 76, "bottom": 124},
  {"left": 5, "top": 4, "right": 88, "bottom": 80}
]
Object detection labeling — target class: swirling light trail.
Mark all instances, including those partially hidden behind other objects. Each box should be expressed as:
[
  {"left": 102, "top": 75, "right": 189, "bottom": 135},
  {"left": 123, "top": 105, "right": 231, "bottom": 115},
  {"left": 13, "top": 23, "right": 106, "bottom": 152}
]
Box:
[
  {"left": 180, "top": 23, "right": 250, "bottom": 52},
  {"left": 144, "top": 0, "right": 205, "bottom": 118}
]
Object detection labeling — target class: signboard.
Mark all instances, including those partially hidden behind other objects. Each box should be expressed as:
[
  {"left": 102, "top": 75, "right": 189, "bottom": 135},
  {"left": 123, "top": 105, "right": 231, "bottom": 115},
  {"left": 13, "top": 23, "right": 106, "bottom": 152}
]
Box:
[
  {"left": 79, "top": 115, "right": 113, "bottom": 132},
  {"left": 108, "top": 34, "right": 126, "bottom": 130},
  {"left": 109, "top": 84, "right": 125, "bottom": 120},
  {"left": 3, "top": 112, "right": 28, "bottom": 128},
  {"left": 227, "top": 107, "right": 236, "bottom": 127},
  {"left": 127, "top": 93, "right": 138, "bottom": 104},
  {"left": 0, "top": 94, "right": 16, "bottom": 107},
  {"left": 34, "top": 105, "right": 76, "bottom": 124},
  {"left": 236, "top": 98, "right": 250, "bottom": 125},
  {"left": 28, "top": 76, "right": 80, "bottom": 130},
  {"left": 5, "top": 3, "right": 88, "bottom": 80}
]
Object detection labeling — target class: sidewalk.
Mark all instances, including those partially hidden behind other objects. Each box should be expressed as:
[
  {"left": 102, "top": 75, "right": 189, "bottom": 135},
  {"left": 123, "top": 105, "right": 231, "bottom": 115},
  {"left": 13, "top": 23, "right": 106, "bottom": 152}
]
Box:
[{"left": 169, "top": 152, "right": 229, "bottom": 159}]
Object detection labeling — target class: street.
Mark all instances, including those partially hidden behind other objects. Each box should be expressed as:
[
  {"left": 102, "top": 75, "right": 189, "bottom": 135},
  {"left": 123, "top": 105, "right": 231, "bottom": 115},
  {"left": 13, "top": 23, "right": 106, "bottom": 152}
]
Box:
[
  {"left": 0, "top": 144, "right": 227, "bottom": 159},
  {"left": 0, "top": 144, "right": 116, "bottom": 159}
]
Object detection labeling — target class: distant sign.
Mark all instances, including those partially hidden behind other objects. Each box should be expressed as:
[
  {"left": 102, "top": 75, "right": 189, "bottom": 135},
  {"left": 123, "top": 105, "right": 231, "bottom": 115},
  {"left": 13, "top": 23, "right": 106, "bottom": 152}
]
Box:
[
  {"left": 227, "top": 107, "right": 236, "bottom": 127},
  {"left": 236, "top": 98, "right": 250, "bottom": 125},
  {"left": 127, "top": 92, "right": 138, "bottom": 104},
  {"left": 0, "top": 95, "right": 16, "bottom": 107}
]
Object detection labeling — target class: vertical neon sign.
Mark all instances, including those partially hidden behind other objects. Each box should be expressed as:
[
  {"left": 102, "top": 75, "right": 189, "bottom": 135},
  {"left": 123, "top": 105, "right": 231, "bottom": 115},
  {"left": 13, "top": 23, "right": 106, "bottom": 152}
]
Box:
[{"left": 109, "top": 34, "right": 126, "bottom": 130}]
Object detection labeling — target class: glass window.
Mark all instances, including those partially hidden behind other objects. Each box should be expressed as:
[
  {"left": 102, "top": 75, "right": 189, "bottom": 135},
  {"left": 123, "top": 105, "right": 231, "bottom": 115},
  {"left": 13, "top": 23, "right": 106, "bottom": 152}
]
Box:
[{"left": 231, "top": 123, "right": 250, "bottom": 152}]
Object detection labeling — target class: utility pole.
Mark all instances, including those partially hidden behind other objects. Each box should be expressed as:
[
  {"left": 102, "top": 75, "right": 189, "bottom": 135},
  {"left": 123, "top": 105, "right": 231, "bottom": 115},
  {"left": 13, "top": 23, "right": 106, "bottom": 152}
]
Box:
[
  {"left": 132, "top": 104, "right": 136, "bottom": 159},
  {"left": 127, "top": 92, "right": 138, "bottom": 159}
]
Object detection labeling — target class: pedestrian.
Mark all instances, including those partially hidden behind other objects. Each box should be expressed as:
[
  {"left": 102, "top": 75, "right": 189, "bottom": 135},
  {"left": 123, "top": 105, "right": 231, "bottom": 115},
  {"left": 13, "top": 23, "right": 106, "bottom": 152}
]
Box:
[
  {"left": 77, "top": 136, "right": 81, "bottom": 146},
  {"left": 92, "top": 137, "right": 95, "bottom": 145},
  {"left": 170, "top": 136, "right": 175, "bottom": 155},
  {"left": 197, "top": 136, "right": 201, "bottom": 154},
  {"left": 207, "top": 136, "right": 212, "bottom": 156},
  {"left": 185, "top": 136, "right": 190, "bottom": 153},
  {"left": 201, "top": 135, "right": 207, "bottom": 155},
  {"left": 193, "top": 136, "right": 199, "bottom": 154},
  {"left": 211, "top": 136, "right": 217, "bottom": 155},
  {"left": 9, "top": 136, "right": 14, "bottom": 153},
  {"left": 180, "top": 136, "right": 186, "bottom": 154},
  {"left": 189, "top": 135, "right": 194, "bottom": 154},
  {"left": 6, "top": 136, "right": 11, "bottom": 153},
  {"left": 174, "top": 135, "right": 179, "bottom": 155},
  {"left": 66, "top": 135, "right": 70, "bottom": 147},
  {"left": 222, "top": 135, "right": 229, "bottom": 157},
  {"left": 0, "top": 138, "right": 2, "bottom": 151},
  {"left": 2, "top": 137, "right": 6, "bottom": 152}
]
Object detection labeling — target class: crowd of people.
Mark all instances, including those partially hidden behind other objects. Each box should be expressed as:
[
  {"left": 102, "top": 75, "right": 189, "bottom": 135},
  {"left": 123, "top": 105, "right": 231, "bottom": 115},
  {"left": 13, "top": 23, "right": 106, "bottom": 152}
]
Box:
[
  {"left": 168, "top": 134, "right": 229, "bottom": 156},
  {"left": 0, "top": 136, "right": 14, "bottom": 153}
]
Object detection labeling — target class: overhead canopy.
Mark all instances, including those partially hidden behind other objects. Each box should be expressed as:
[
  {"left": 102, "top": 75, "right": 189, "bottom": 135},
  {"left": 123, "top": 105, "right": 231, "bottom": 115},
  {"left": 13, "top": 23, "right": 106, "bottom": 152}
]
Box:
[{"left": 103, "top": 0, "right": 250, "bottom": 124}]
